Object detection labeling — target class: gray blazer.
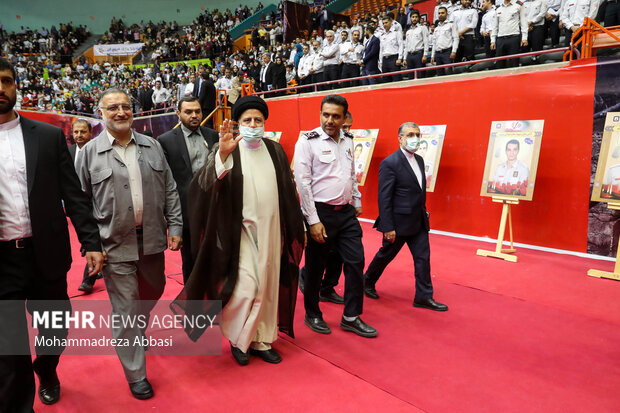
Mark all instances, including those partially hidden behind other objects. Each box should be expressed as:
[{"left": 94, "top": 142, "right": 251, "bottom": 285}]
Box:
[{"left": 76, "top": 130, "right": 183, "bottom": 262}]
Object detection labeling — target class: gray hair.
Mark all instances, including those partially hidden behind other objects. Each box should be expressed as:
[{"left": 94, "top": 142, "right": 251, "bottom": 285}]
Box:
[
  {"left": 398, "top": 122, "right": 420, "bottom": 136},
  {"left": 98, "top": 87, "right": 131, "bottom": 108},
  {"left": 325, "top": 30, "right": 335, "bottom": 36}
]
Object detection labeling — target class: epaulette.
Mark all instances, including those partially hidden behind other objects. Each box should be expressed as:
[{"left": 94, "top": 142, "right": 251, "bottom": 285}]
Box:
[
  {"left": 343, "top": 131, "right": 354, "bottom": 139},
  {"left": 516, "top": 1, "right": 523, "bottom": 5},
  {"left": 305, "top": 131, "right": 321, "bottom": 139}
]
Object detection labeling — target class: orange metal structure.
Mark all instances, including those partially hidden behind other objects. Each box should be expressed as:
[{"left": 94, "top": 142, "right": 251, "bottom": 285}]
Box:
[{"left": 564, "top": 17, "right": 620, "bottom": 61}]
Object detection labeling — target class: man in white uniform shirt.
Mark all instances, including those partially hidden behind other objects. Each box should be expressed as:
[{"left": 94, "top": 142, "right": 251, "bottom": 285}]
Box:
[
  {"left": 294, "top": 95, "right": 377, "bottom": 338},
  {"left": 480, "top": 0, "right": 497, "bottom": 57},
  {"left": 379, "top": 15, "right": 404, "bottom": 82},
  {"left": 431, "top": 7, "right": 460, "bottom": 75},
  {"left": 491, "top": 0, "right": 529, "bottom": 68},
  {"left": 453, "top": 0, "right": 479, "bottom": 62},
  {"left": 321, "top": 30, "right": 340, "bottom": 89},
  {"left": 524, "top": 0, "right": 548, "bottom": 58},
  {"left": 405, "top": 11, "right": 430, "bottom": 79},
  {"left": 340, "top": 29, "right": 364, "bottom": 86},
  {"left": 560, "top": 0, "right": 599, "bottom": 47},
  {"left": 151, "top": 80, "right": 170, "bottom": 110},
  {"left": 297, "top": 43, "right": 314, "bottom": 90},
  {"left": 491, "top": 139, "right": 530, "bottom": 195}
]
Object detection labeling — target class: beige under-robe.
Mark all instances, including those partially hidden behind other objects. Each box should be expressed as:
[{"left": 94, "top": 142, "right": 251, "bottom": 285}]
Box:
[{"left": 221, "top": 140, "right": 282, "bottom": 353}]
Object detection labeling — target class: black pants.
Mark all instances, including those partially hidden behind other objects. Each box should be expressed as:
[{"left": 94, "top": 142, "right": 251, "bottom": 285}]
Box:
[
  {"left": 299, "top": 75, "right": 313, "bottom": 93},
  {"left": 181, "top": 226, "right": 195, "bottom": 283},
  {"left": 312, "top": 72, "right": 324, "bottom": 90},
  {"left": 527, "top": 25, "right": 545, "bottom": 52},
  {"left": 545, "top": 18, "right": 561, "bottom": 47},
  {"left": 605, "top": 2, "right": 620, "bottom": 27},
  {"left": 406, "top": 51, "right": 425, "bottom": 79},
  {"left": 304, "top": 204, "right": 364, "bottom": 319},
  {"left": 496, "top": 35, "right": 520, "bottom": 68},
  {"left": 361, "top": 66, "right": 379, "bottom": 85},
  {"left": 381, "top": 55, "right": 401, "bottom": 82},
  {"left": 323, "top": 64, "right": 339, "bottom": 89},
  {"left": 341, "top": 63, "right": 360, "bottom": 87},
  {"left": 300, "top": 248, "right": 343, "bottom": 295},
  {"left": 0, "top": 241, "right": 70, "bottom": 413},
  {"left": 456, "top": 35, "right": 475, "bottom": 61},
  {"left": 483, "top": 36, "right": 496, "bottom": 58},
  {"left": 434, "top": 50, "right": 453, "bottom": 75},
  {"left": 364, "top": 230, "right": 433, "bottom": 300}
]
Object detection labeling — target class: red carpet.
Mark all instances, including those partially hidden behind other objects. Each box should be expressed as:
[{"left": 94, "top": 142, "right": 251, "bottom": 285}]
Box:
[{"left": 33, "top": 222, "right": 620, "bottom": 412}]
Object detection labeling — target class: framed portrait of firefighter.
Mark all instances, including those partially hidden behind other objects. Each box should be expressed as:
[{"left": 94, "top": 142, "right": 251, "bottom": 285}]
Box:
[
  {"left": 416, "top": 124, "right": 446, "bottom": 192},
  {"left": 480, "top": 120, "right": 544, "bottom": 201},
  {"left": 351, "top": 129, "right": 379, "bottom": 186},
  {"left": 592, "top": 113, "right": 620, "bottom": 203}
]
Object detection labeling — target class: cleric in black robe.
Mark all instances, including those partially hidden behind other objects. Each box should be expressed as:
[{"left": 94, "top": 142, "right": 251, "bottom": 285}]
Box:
[{"left": 174, "top": 95, "right": 305, "bottom": 365}]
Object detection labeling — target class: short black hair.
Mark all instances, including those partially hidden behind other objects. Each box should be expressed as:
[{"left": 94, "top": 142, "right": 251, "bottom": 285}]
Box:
[
  {"left": 438, "top": 6, "right": 448, "bottom": 13},
  {"left": 0, "top": 58, "right": 17, "bottom": 81},
  {"left": 506, "top": 139, "right": 520, "bottom": 151},
  {"left": 366, "top": 25, "right": 376, "bottom": 34},
  {"left": 411, "top": 11, "right": 420, "bottom": 19},
  {"left": 177, "top": 96, "right": 200, "bottom": 111},
  {"left": 321, "top": 94, "right": 348, "bottom": 116}
]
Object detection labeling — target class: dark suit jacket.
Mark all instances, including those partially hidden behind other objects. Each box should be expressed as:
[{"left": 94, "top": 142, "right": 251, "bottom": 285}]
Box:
[
  {"left": 363, "top": 36, "right": 380, "bottom": 72},
  {"left": 137, "top": 88, "right": 154, "bottom": 112},
  {"left": 375, "top": 148, "right": 427, "bottom": 237},
  {"left": 157, "top": 125, "right": 219, "bottom": 226},
  {"left": 260, "top": 62, "right": 274, "bottom": 91},
  {"left": 19, "top": 116, "right": 101, "bottom": 278},
  {"left": 68, "top": 143, "right": 77, "bottom": 160},
  {"left": 193, "top": 78, "right": 216, "bottom": 118}
]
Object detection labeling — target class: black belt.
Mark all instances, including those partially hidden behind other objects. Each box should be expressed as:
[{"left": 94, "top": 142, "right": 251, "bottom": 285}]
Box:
[
  {"left": 0, "top": 237, "right": 33, "bottom": 249},
  {"left": 383, "top": 54, "right": 398, "bottom": 59},
  {"left": 344, "top": 63, "right": 359, "bottom": 66},
  {"left": 136, "top": 226, "right": 143, "bottom": 234},
  {"left": 498, "top": 34, "right": 519, "bottom": 39},
  {"left": 316, "top": 202, "right": 349, "bottom": 211},
  {"left": 436, "top": 48, "right": 452, "bottom": 54},
  {"left": 409, "top": 50, "right": 424, "bottom": 55}
]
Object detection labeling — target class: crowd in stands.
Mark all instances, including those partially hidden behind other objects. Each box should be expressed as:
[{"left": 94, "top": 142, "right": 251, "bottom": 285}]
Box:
[{"left": 1, "top": 0, "right": 616, "bottom": 117}]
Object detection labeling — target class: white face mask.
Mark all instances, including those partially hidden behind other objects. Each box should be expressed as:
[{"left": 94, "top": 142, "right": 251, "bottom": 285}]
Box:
[
  {"left": 239, "top": 125, "right": 264, "bottom": 143},
  {"left": 404, "top": 136, "right": 420, "bottom": 153}
]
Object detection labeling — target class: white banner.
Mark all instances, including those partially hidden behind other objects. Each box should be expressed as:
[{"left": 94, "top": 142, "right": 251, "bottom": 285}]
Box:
[{"left": 93, "top": 43, "right": 144, "bottom": 56}]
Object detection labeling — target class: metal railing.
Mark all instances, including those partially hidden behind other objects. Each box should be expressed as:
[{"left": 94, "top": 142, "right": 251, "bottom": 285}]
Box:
[{"left": 256, "top": 47, "right": 569, "bottom": 97}]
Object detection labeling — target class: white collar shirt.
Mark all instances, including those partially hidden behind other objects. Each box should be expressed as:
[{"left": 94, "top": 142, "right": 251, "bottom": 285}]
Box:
[
  {"left": 560, "top": 0, "right": 599, "bottom": 27},
  {"left": 431, "top": 20, "right": 460, "bottom": 57},
  {"left": 524, "top": 0, "right": 548, "bottom": 26},
  {"left": 339, "top": 41, "right": 364, "bottom": 64},
  {"left": 405, "top": 24, "right": 430, "bottom": 55},
  {"left": 480, "top": 8, "right": 497, "bottom": 35},
  {"left": 0, "top": 114, "right": 32, "bottom": 240},
  {"left": 400, "top": 147, "right": 423, "bottom": 189},
  {"left": 320, "top": 40, "right": 340, "bottom": 66},
  {"left": 293, "top": 126, "right": 362, "bottom": 225},
  {"left": 453, "top": 7, "right": 479, "bottom": 34},
  {"left": 379, "top": 25, "right": 404, "bottom": 59},
  {"left": 492, "top": 2, "right": 529, "bottom": 43}
]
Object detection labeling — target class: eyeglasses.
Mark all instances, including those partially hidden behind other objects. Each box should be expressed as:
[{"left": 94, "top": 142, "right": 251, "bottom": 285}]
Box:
[{"left": 102, "top": 104, "right": 132, "bottom": 113}]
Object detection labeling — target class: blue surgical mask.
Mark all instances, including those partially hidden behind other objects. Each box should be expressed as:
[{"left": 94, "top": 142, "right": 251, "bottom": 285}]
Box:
[
  {"left": 405, "top": 136, "right": 420, "bottom": 152},
  {"left": 239, "top": 125, "right": 264, "bottom": 143}
]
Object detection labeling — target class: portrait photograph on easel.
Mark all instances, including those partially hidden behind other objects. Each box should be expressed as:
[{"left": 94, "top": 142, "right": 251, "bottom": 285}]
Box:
[
  {"left": 416, "top": 124, "right": 446, "bottom": 192},
  {"left": 591, "top": 113, "right": 620, "bottom": 203},
  {"left": 351, "top": 129, "right": 378, "bottom": 186},
  {"left": 480, "top": 120, "right": 544, "bottom": 201}
]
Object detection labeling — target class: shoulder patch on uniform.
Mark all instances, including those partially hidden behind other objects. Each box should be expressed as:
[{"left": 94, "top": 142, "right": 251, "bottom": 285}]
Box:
[
  {"left": 343, "top": 131, "right": 354, "bottom": 139},
  {"left": 516, "top": 1, "right": 523, "bottom": 4},
  {"left": 305, "top": 131, "right": 321, "bottom": 139}
]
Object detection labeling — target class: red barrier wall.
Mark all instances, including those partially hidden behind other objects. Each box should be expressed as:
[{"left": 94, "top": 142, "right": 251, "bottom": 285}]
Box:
[{"left": 266, "top": 59, "right": 597, "bottom": 252}]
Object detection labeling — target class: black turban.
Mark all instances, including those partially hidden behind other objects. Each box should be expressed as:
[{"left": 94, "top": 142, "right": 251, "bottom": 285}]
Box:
[{"left": 231, "top": 95, "right": 269, "bottom": 122}]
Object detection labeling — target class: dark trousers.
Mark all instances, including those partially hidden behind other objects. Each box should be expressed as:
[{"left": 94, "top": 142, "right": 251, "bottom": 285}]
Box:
[
  {"left": 406, "top": 51, "right": 425, "bottom": 79},
  {"left": 341, "top": 63, "right": 360, "bottom": 87},
  {"left": 300, "top": 248, "right": 343, "bottom": 295},
  {"left": 605, "top": 2, "right": 620, "bottom": 27},
  {"left": 545, "top": 18, "right": 561, "bottom": 47},
  {"left": 361, "top": 66, "right": 379, "bottom": 85},
  {"left": 381, "top": 55, "right": 401, "bottom": 82},
  {"left": 456, "top": 35, "right": 476, "bottom": 61},
  {"left": 304, "top": 204, "right": 364, "bottom": 318},
  {"left": 312, "top": 72, "right": 324, "bottom": 90},
  {"left": 496, "top": 35, "right": 520, "bottom": 68},
  {"left": 0, "top": 241, "right": 70, "bottom": 413},
  {"left": 181, "top": 226, "right": 195, "bottom": 283},
  {"left": 364, "top": 230, "right": 433, "bottom": 300},
  {"left": 527, "top": 25, "right": 545, "bottom": 52},
  {"left": 434, "top": 50, "right": 453, "bottom": 75},
  {"left": 483, "top": 36, "right": 496, "bottom": 58},
  {"left": 323, "top": 64, "right": 340, "bottom": 89},
  {"left": 299, "top": 75, "right": 313, "bottom": 93}
]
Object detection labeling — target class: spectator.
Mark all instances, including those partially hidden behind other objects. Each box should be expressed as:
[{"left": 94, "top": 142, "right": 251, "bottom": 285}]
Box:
[{"left": 431, "top": 7, "right": 459, "bottom": 75}]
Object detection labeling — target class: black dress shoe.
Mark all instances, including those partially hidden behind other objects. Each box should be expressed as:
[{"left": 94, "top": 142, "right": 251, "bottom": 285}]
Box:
[
  {"left": 78, "top": 280, "right": 94, "bottom": 293},
  {"left": 34, "top": 368, "right": 60, "bottom": 405},
  {"left": 319, "top": 289, "right": 344, "bottom": 304},
  {"left": 340, "top": 316, "right": 378, "bottom": 338},
  {"left": 304, "top": 315, "right": 331, "bottom": 334},
  {"left": 249, "top": 348, "right": 282, "bottom": 364},
  {"left": 38, "top": 382, "right": 60, "bottom": 405},
  {"left": 413, "top": 298, "right": 448, "bottom": 312},
  {"left": 363, "top": 285, "right": 379, "bottom": 299},
  {"left": 230, "top": 344, "right": 249, "bottom": 366},
  {"left": 129, "top": 379, "right": 154, "bottom": 400}
]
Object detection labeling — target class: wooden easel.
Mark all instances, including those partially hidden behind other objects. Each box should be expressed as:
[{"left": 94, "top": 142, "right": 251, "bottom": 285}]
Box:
[
  {"left": 476, "top": 196, "right": 519, "bottom": 262},
  {"left": 588, "top": 202, "right": 620, "bottom": 281}
]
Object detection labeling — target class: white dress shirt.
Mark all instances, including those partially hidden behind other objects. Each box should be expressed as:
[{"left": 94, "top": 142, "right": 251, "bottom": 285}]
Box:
[
  {"left": 321, "top": 40, "right": 340, "bottom": 66},
  {"left": 480, "top": 8, "right": 497, "bottom": 36},
  {"left": 294, "top": 126, "right": 362, "bottom": 226},
  {"left": 560, "top": 0, "right": 599, "bottom": 28},
  {"left": 431, "top": 20, "right": 460, "bottom": 57},
  {"left": 524, "top": 0, "right": 548, "bottom": 26},
  {"left": 453, "top": 7, "right": 479, "bottom": 34},
  {"left": 492, "top": 1, "right": 529, "bottom": 43},
  {"left": 400, "top": 148, "right": 423, "bottom": 189},
  {"left": 0, "top": 114, "right": 32, "bottom": 240},
  {"left": 297, "top": 53, "right": 313, "bottom": 77},
  {"left": 379, "top": 25, "right": 404, "bottom": 59},
  {"left": 339, "top": 41, "right": 364, "bottom": 64},
  {"left": 405, "top": 24, "right": 430, "bottom": 56}
]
